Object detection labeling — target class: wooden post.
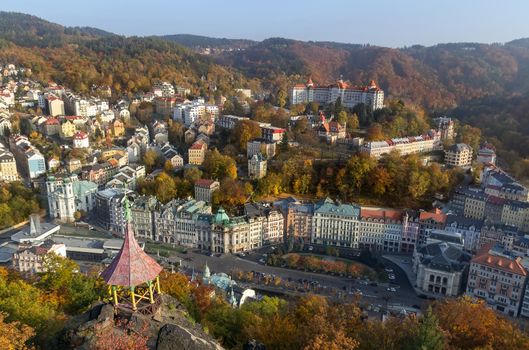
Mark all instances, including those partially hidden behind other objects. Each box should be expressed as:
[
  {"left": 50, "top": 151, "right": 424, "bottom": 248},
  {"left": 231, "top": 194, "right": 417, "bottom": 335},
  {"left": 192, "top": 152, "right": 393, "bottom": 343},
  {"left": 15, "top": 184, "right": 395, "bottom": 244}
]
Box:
[
  {"left": 130, "top": 287, "right": 137, "bottom": 310},
  {"left": 148, "top": 281, "right": 155, "bottom": 304},
  {"left": 156, "top": 276, "right": 161, "bottom": 294},
  {"left": 112, "top": 285, "right": 118, "bottom": 306}
]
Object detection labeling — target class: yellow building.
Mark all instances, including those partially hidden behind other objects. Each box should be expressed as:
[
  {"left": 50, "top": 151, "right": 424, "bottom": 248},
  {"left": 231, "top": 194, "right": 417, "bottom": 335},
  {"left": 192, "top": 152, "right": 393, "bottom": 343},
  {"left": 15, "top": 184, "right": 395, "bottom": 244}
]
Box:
[
  {"left": 112, "top": 119, "right": 125, "bottom": 137},
  {"left": 188, "top": 141, "right": 207, "bottom": 165},
  {"left": 59, "top": 120, "right": 76, "bottom": 139}
]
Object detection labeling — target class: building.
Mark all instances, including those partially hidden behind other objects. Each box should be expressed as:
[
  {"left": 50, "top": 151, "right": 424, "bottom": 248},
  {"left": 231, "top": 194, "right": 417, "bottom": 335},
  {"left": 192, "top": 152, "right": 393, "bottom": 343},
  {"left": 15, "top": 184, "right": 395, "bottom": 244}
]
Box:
[
  {"left": 413, "top": 242, "right": 471, "bottom": 297},
  {"left": 0, "top": 143, "right": 18, "bottom": 182},
  {"left": 481, "top": 166, "right": 529, "bottom": 202},
  {"left": 195, "top": 179, "right": 220, "bottom": 203},
  {"left": 93, "top": 188, "right": 132, "bottom": 230},
  {"left": 466, "top": 245, "right": 527, "bottom": 317},
  {"left": 311, "top": 198, "right": 361, "bottom": 248},
  {"left": 59, "top": 120, "right": 76, "bottom": 139},
  {"left": 160, "top": 143, "right": 184, "bottom": 170},
  {"left": 244, "top": 202, "right": 284, "bottom": 244},
  {"left": 111, "top": 119, "right": 125, "bottom": 137},
  {"left": 188, "top": 141, "right": 207, "bottom": 165},
  {"left": 11, "top": 214, "right": 60, "bottom": 244},
  {"left": 290, "top": 77, "right": 384, "bottom": 111},
  {"left": 12, "top": 240, "right": 67, "bottom": 274},
  {"left": 318, "top": 115, "right": 346, "bottom": 143},
  {"left": 247, "top": 139, "right": 276, "bottom": 159},
  {"left": 46, "top": 94, "right": 65, "bottom": 116},
  {"left": 445, "top": 143, "right": 472, "bottom": 167},
  {"left": 155, "top": 199, "right": 212, "bottom": 247},
  {"left": 360, "top": 130, "right": 442, "bottom": 159},
  {"left": 44, "top": 117, "right": 60, "bottom": 136},
  {"left": 444, "top": 215, "right": 482, "bottom": 253},
  {"left": 46, "top": 174, "right": 98, "bottom": 222},
  {"left": 437, "top": 116, "right": 455, "bottom": 141},
  {"left": 285, "top": 200, "right": 314, "bottom": 242},
  {"left": 73, "top": 131, "right": 90, "bottom": 149},
  {"left": 9, "top": 135, "right": 46, "bottom": 179},
  {"left": 248, "top": 153, "right": 267, "bottom": 179},
  {"left": 217, "top": 115, "right": 250, "bottom": 130},
  {"left": 154, "top": 96, "right": 178, "bottom": 117},
  {"left": 173, "top": 99, "right": 220, "bottom": 127},
  {"left": 260, "top": 125, "right": 285, "bottom": 143},
  {"left": 359, "top": 207, "right": 404, "bottom": 252},
  {"left": 477, "top": 143, "right": 496, "bottom": 165}
]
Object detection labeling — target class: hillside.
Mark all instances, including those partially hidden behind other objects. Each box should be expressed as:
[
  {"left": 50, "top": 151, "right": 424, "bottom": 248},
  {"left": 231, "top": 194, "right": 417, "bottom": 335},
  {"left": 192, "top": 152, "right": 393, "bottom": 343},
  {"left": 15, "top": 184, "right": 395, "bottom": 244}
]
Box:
[
  {"left": 160, "top": 34, "right": 256, "bottom": 50},
  {"left": 215, "top": 38, "right": 529, "bottom": 109},
  {"left": 0, "top": 12, "right": 251, "bottom": 96}
]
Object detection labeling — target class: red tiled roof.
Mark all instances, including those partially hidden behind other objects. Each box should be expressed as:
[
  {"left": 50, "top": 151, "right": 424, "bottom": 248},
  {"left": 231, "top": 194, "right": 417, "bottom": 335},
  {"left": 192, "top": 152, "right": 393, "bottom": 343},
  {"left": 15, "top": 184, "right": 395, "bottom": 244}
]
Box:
[
  {"left": 419, "top": 209, "right": 446, "bottom": 223},
  {"left": 45, "top": 118, "right": 59, "bottom": 125},
  {"left": 189, "top": 143, "right": 205, "bottom": 150},
  {"left": 101, "top": 222, "right": 162, "bottom": 287},
  {"left": 195, "top": 179, "right": 217, "bottom": 187},
  {"left": 74, "top": 131, "right": 88, "bottom": 139},
  {"left": 472, "top": 248, "right": 527, "bottom": 276}
]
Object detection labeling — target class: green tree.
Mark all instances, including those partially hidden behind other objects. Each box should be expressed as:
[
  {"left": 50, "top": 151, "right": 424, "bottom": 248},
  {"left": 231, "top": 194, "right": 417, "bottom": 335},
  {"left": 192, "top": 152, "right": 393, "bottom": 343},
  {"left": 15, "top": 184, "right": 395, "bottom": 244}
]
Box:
[
  {"left": 231, "top": 120, "right": 261, "bottom": 152},
  {"left": 406, "top": 307, "right": 446, "bottom": 350}
]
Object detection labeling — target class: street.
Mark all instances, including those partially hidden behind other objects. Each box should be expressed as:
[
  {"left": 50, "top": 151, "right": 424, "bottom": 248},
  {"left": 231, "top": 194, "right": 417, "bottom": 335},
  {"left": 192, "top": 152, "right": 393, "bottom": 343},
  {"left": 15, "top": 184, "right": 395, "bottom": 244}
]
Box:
[{"left": 169, "top": 249, "right": 424, "bottom": 310}]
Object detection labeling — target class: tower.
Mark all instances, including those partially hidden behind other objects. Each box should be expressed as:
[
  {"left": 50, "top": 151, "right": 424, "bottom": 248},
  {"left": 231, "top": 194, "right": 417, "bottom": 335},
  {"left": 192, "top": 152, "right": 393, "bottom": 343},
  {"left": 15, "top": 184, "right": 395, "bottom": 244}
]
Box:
[{"left": 100, "top": 198, "right": 163, "bottom": 313}]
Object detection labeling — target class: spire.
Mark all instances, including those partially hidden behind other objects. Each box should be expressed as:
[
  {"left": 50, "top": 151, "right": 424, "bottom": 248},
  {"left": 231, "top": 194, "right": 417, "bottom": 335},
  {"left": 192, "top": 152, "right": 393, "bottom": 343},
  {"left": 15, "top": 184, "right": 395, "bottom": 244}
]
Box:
[
  {"left": 100, "top": 206, "right": 162, "bottom": 287},
  {"left": 306, "top": 76, "right": 314, "bottom": 87}
]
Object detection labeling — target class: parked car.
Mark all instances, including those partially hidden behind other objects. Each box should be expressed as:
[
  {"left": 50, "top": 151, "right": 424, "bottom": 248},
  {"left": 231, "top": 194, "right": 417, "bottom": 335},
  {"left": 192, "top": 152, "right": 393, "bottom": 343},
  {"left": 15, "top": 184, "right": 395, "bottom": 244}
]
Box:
[{"left": 387, "top": 287, "right": 397, "bottom": 292}]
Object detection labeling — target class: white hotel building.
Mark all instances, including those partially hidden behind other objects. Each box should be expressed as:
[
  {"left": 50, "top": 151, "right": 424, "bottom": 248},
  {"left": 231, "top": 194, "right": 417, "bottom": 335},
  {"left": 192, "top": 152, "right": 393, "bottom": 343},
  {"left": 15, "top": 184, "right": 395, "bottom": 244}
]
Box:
[
  {"left": 360, "top": 130, "right": 442, "bottom": 159},
  {"left": 290, "top": 78, "right": 384, "bottom": 111}
]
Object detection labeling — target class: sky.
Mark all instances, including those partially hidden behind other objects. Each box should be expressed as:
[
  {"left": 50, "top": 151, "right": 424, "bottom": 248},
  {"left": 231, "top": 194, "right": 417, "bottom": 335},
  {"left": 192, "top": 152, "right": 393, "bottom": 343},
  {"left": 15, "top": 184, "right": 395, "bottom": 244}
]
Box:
[{"left": 2, "top": 0, "right": 529, "bottom": 47}]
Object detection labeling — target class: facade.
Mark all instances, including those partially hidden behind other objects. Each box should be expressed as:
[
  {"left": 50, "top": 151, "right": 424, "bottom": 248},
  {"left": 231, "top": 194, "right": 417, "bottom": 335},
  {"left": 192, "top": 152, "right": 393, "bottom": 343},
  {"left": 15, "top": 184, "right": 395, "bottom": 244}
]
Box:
[
  {"left": 60, "top": 120, "right": 76, "bottom": 139},
  {"left": 290, "top": 78, "right": 384, "bottom": 111},
  {"left": 286, "top": 201, "right": 314, "bottom": 242},
  {"left": 46, "top": 174, "right": 98, "bottom": 222},
  {"left": 194, "top": 179, "right": 220, "bottom": 203},
  {"left": 360, "top": 130, "right": 442, "bottom": 159},
  {"left": 12, "top": 241, "right": 67, "bottom": 274},
  {"left": 217, "top": 115, "right": 250, "bottom": 130},
  {"left": 173, "top": 99, "right": 220, "bottom": 127},
  {"left": 437, "top": 117, "right": 455, "bottom": 141},
  {"left": 261, "top": 125, "right": 285, "bottom": 143},
  {"left": 311, "top": 198, "right": 361, "bottom": 248},
  {"left": 9, "top": 135, "right": 46, "bottom": 179},
  {"left": 154, "top": 97, "right": 178, "bottom": 117},
  {"left": 188, "top": 141, "right": 207, "bottom": 165},
  {"left": 46, "top": 94, "right": 65, "bottom": 116},
  {"left": 359, "top": 207, "right": 404, "bottom": 252},
  {"left": 73, "top": 131, "right": 90, "bottom": 148},
  {"left": 445, "top": 143, "right": 472, "bottom": 167},
  {"left": 247, "top": 139, "right": 276, "bottom": 159},
  {"left": 318, "top": 116, "right": 346, "bottom": 143},
  {"left": 477, "top": 144, "right": 496, "bottom": 165},
  {"left": 466, "top": 245, "right": 528, "bottom": 317},
  {"left": 248, "top": 153, "right": 267, "bottom": 179},
  {"left": 155, "top": 199, "right": 212, "bottom": 247},
  {"left": 413, "top": 242, "right": 471, "bottom": 297},
  {"left": 0, "top": 143, "right": 18, "bottom": 182}
]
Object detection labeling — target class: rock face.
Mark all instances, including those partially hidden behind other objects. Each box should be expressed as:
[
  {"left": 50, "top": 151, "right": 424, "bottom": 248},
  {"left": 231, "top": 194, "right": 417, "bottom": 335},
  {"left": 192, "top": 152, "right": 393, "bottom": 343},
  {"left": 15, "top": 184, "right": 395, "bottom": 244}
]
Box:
[{"left": 60, "top": 294, "right": 223, "bottom": 350}]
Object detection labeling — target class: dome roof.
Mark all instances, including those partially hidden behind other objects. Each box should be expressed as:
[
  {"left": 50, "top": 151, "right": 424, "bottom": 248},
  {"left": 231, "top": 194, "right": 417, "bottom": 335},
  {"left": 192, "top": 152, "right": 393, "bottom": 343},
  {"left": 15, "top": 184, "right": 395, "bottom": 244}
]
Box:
[{"left": 214, "top": 207, "right": 230, "bottom": 225}]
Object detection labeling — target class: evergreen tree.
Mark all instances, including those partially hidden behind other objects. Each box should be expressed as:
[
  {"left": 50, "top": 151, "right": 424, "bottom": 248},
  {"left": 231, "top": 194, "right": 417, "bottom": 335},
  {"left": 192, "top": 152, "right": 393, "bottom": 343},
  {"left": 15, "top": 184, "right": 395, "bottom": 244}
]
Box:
[{"left": 406, "top": 307, "right": 446, "bottom": 350}]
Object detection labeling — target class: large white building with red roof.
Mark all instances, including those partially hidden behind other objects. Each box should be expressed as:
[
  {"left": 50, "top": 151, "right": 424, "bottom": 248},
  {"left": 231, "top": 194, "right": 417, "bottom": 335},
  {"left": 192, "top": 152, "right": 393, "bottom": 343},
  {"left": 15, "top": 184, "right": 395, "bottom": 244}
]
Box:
[
  {"left": 290, "top": 77, "right": 384, "bottom": 111},
  {"left": 360, "top": 129, "right": 442, "bottom": 159}
]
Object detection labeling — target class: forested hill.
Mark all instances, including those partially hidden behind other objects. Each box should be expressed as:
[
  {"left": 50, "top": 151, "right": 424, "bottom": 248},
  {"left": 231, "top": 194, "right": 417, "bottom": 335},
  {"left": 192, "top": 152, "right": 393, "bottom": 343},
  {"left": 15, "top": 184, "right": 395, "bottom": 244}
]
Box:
[
  {"left": 215, "top": 38, "right": 529, "bottom": 109},
  {"left": 0, "top": 12, "right": 251, "bottom": 96},
  {"left": 160, "top": 34, "right": 256, "bottom": 50}
]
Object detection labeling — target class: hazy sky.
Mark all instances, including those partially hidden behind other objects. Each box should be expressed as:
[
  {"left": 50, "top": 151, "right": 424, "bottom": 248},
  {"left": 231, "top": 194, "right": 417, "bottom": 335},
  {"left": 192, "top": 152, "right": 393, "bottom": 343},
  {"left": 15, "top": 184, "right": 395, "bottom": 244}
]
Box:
[{"left": 2, "top": 0, "right": 529, "bottom": 47}]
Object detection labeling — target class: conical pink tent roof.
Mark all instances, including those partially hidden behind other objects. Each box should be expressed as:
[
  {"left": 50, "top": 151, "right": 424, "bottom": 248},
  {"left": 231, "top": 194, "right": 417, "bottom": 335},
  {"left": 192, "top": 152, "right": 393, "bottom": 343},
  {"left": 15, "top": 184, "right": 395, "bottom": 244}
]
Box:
[{"left": 101, "top": 200, "right": 162, "bottom": 287}]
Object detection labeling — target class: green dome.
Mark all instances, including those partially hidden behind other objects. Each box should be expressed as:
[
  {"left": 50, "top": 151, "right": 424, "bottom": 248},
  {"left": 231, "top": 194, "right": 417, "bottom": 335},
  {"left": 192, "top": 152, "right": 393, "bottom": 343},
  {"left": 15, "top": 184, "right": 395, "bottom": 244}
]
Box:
[{"left": 214, "top": 207, "right": 230, "bottom": 225}]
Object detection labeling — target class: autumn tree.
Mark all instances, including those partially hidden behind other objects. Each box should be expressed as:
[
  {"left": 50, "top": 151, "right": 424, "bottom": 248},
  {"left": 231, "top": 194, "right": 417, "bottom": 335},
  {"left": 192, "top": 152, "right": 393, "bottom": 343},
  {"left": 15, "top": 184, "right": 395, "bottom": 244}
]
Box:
[
  {"left": 231, "top": 120, "right": 261, "bottom": 152},
  {"left": 0, "top": 312, "right": 35, "bottom": 350},
  {"left": 203, "top": 149, "right": 237, "bottom": 180}
]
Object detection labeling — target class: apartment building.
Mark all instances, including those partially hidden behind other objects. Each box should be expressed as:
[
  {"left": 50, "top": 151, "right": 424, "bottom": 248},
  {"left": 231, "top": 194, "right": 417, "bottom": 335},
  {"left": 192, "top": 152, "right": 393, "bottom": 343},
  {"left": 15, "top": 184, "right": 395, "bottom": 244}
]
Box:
[
  {"left": 360, "top": 130, "right": 442, "bottom": 159},
  {"left": 445, "top": 143, "right": 473, "bottom": 167},
  {"left": 466, "top": 245, "right": 527, "bottom": 317},
  {"left": 194, "top": 179, "right": 220, "bottom": 203},
  {"left": 311, "top": 198, "right": 361, "bottom": 248}
]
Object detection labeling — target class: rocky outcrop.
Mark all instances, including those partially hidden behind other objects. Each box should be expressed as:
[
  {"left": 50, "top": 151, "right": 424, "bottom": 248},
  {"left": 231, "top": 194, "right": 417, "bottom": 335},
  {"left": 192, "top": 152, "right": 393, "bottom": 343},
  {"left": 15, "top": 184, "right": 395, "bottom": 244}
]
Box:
[{"left": 60, "top": 294, "right": 223, "bottom": 350}]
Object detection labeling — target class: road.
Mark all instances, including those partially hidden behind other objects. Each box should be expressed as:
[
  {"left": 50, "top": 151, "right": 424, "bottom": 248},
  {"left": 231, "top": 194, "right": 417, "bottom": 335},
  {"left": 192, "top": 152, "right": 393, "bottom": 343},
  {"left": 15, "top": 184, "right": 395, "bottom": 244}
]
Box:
[{"left": 168, "top": 249, "right": 424, "bottom": 309}]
